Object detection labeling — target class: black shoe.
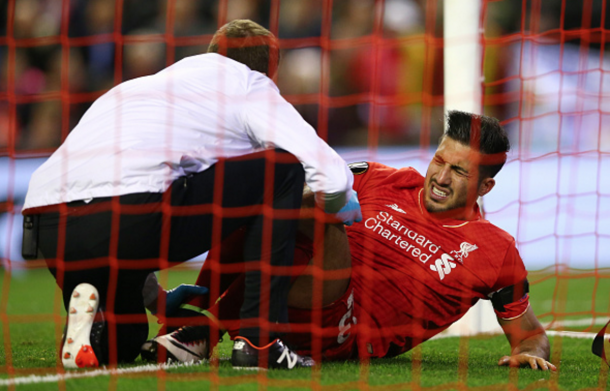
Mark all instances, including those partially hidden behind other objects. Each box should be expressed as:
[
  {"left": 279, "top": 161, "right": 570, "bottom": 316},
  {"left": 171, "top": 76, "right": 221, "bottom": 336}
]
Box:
[
  {"left": 61, "top": 283, "right": 106, "bottom": 368},
  {"left": 141, "top": 325, "right": 210, "bottom": 363},
  {"left": 231, "top": 336, "right": 315, "bottom": 370}
]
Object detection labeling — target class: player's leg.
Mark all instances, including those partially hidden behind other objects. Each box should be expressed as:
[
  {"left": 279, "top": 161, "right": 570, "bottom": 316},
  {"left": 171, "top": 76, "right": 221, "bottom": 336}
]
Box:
[
  {"left": 184, "top": 218, "right": 350, "bottom": 315},
  {"left": 287, "top": 222, "right": 352, "bottom": 309},
  {"left": 285, "top": 285, "right": 359, "bottom": 362},
  {"left": 189, "top": 233, "right": 315, "bottom": 339},
  {"left": 187, "top": 228, "right": 249, "bottom": 316},
  {"left": 146, "top": 222, "right": 352, "bottom": 364},
  {"left": 144, "top": 273, "right": 247, "bottom": 364},
  {"left": 162, "top": 197, "right": 351, "bottom": 322},
  {"left": 189, "top": 252, "right": 357, "bottom": 364},
  {"left": 287, "top": 183, "right": 352, "bottom": 309},
  {"left": 141, "top": 229, "right": 249, "bottom": 364}
]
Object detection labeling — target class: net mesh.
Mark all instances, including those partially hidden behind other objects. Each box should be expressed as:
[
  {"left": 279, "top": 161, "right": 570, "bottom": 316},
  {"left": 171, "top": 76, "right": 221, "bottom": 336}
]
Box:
[
  {"left": 482, "top": 0, "right": 610, "bottom": 330},
  {"left": 0, "top": 0, "right": 609, "bottom": 388}
]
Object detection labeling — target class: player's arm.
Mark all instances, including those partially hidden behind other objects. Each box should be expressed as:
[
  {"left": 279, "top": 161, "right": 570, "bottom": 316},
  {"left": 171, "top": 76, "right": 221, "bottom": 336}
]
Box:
[
  {"left": 490, "top": 242, "right": 556, "bottom": 371},
  {"left": 496, "top": 306, "right": 556, "bottom": 371},
  {"left": 491, "top": 279, "right": 555, "bottom": 371}
]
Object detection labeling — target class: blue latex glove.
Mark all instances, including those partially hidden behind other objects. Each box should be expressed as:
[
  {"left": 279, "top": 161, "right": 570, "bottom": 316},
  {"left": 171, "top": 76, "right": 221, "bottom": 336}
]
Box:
[
  {"left": 335, "top": 191, "right": 363, "bottom": 226},
  {"left": 164, "top": 284, "right": 209, "bottom": 316}
]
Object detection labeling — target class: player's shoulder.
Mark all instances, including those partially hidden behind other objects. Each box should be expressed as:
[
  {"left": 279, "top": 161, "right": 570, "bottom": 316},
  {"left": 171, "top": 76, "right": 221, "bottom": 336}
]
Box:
[
  {"left": 387, "top": 165, "right": 424, "bottom": 187},
  {"left": 475, "top": 219, "right": 514, "bottom": 238},
  {"left": 348, "top": 162, "right": 422, "bottom": 180},
  {"left": 454, "top": 220, "right": 522, "bottom": 287},
  {"left": 468, "top": 218, "right": 517, "bottom": 250},
  {"left": 349, "top": 162, "right": 423, "bottom": 192},
  {"left": 348, "top": 161, "right": 392, "bottom": 177}
]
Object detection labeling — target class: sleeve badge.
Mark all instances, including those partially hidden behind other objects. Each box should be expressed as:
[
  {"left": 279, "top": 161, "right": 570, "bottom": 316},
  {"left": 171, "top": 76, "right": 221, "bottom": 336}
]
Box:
[{"left": 348, "top": 161, "right": 369, "bottom": 175}]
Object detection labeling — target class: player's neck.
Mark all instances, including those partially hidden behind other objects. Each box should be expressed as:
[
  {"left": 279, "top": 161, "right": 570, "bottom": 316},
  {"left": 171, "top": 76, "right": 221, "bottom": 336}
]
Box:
[{"left": 428, "top": 203, "right": 479, "bottom": 222}]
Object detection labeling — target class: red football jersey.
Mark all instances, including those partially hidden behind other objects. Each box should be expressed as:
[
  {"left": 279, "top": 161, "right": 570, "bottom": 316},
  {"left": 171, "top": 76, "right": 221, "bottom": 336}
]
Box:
[{"left": 347, "top": 162, "right": 529, "bottom": 358}]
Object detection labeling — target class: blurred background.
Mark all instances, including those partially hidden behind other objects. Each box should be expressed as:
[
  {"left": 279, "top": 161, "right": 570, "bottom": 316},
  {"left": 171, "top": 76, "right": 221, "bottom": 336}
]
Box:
[
  {"left": 0, "top": 0, "right": 609, "bottom": 269},
  {"left": 4, "top": 0, "right": 610, "bottom": 150}
]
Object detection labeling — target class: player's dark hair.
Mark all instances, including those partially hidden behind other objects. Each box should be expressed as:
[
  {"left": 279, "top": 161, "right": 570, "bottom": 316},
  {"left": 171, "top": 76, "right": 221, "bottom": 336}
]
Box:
[
  {"left": 208, "top": 19, "right": 280, "bottom": 78},
  {"left": 442, "top": 110, "right": 510, "bottom": 180}
]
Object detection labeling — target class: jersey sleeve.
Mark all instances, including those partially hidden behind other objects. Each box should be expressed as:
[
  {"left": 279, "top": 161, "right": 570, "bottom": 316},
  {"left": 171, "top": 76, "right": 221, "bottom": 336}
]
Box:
[
  {"left": 350, "top": 161, "right": 397, "bottom": 194},
  {"left": 488, "top": 242, "right": 530, "bottom": 320},
  {"left": 241, "top": 73, "right": 353, "bottom": 211}
]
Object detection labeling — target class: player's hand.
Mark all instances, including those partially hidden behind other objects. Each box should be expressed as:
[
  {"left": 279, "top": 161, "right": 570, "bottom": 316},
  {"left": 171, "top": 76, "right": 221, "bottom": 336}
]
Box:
[
  {"left": 164, "top": 284, "right": 209, "bottom": 316},
  {"left": 335, "top": 191, "right": 362, "bottom": 226},
  {"left": 498, "top": 354, "right": 557, "bottom": 371}
]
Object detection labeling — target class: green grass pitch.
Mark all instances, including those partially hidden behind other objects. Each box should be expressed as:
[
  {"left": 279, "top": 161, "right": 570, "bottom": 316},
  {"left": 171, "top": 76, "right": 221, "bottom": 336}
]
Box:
[{"left": 0, "top": 267, "right": 608, "bottom": 390}]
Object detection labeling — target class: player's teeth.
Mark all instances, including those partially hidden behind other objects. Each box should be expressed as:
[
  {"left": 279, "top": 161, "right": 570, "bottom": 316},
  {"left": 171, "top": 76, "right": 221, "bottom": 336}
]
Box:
[
  {"left": 432, "top": 187, "right": 447, "bottom": 197},
  {"left": 70, "top": 307, "right": 77, "bottom": 314}
]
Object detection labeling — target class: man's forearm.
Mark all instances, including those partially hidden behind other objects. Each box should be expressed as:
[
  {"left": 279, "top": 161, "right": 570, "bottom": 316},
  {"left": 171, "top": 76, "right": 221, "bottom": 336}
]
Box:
[
  {"left": 498, "top": 307, "right": 556, "bottom": 370},
  {"left": 511, "top": 330, "right": 550, "bottom": 360}
]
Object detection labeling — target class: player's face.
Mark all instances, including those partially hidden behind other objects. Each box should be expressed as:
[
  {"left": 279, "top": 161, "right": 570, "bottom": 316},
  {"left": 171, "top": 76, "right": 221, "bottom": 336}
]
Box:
[{"left": 424, "top": 137, "right": 490, "bottom": 219}]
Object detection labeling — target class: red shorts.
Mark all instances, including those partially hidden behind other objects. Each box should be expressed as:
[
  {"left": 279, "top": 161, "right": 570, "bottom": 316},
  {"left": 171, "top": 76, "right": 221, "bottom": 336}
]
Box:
[{"left": 286, "top": 282, "right": 358, "bottom": 361}]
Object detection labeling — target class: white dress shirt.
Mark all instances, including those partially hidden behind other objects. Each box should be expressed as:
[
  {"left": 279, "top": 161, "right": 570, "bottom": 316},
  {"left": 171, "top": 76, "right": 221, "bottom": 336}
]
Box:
[{"left": 24, "top": 53, "right": 353, "bottom": 210}]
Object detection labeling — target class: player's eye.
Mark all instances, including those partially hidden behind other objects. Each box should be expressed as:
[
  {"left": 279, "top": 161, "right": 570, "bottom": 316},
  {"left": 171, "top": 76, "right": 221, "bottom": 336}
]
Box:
[{"left": 454, "top": 168, "right": 470, "bottom": 178}]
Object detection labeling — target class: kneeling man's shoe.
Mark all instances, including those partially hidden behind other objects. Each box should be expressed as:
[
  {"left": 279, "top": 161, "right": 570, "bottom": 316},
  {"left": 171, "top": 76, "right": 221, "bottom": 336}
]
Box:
[{"left": 231, "top": 336, "right": 314, "bottom": 370}]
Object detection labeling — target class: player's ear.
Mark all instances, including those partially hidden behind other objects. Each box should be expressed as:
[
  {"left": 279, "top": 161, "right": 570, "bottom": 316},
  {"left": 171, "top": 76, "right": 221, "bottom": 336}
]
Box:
[{"left": 478, "top": 177, "right": 495, "bottom": 197}]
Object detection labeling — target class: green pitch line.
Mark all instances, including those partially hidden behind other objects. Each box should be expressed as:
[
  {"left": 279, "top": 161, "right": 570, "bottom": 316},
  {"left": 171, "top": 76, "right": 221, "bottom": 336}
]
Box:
[{"left": 0, "top": 268, "right": 608, "bottom": 391}]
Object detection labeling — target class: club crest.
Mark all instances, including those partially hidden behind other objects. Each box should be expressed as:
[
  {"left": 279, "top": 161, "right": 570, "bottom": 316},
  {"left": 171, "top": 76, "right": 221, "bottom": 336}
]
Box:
[{"left": 450, "top": 242, "right": 478, "bottom": 264}]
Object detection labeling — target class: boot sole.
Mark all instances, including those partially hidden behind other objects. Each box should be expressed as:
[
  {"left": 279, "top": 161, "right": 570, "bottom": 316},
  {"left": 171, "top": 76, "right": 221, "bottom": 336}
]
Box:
[{"left": 61, "top": 283, "right": 100, "bottom": 369}]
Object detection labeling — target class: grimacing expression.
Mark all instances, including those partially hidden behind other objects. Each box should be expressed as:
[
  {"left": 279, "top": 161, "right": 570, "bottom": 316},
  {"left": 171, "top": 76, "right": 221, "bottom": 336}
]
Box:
[{"left": 423, "top": 137, "right": 493, "bottom": 219}]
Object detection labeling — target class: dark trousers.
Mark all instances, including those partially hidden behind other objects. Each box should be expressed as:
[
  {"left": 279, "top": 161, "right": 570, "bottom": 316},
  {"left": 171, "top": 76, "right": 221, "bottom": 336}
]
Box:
[{"left": 34, "top": 150, "right": 305, "bottom": 363}]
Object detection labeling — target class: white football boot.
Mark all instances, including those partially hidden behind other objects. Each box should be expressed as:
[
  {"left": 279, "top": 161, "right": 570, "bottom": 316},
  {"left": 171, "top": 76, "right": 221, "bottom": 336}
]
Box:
[{"left": 61, "top": 283, "right": 104, "bottom": 368}]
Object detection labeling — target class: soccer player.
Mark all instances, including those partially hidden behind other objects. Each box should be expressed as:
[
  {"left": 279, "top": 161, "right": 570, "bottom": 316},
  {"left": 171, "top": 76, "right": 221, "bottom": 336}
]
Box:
[
  {"left": 149, "top": 111, "right": 555, "bottom": 371},
  {"left": 21, "top": 19, "right": 361, "bottom": 370}
]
